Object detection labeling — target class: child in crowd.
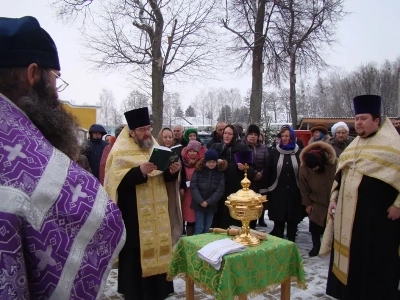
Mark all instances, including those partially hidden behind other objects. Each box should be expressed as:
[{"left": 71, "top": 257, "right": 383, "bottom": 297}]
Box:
[
  {"left": 190, "top": 149, "right": 227, "bottom": 235},
  {"left": 180, "top": 140, "right": 205, "bottom": 236}
]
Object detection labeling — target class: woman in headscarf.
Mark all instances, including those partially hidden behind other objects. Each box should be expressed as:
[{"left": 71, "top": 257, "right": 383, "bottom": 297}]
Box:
[
  {"left": 327, "top": 121, "right": 354, "bottom": 157},
  {"left": 299, "top": 141, "right": 337, "bottom": 256},
  {"left": 211, "top": 124, "right": 253, "bottom": 229},
  {"left": 262, "top": 125, "right": 305, "bottom": 241},
  {"left": 157, "top": 127, "right": 174, "bottom": 148}
]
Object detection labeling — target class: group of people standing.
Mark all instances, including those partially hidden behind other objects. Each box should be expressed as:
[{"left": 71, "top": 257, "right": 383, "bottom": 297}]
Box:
[{"left": 0, "top": 15, "right": 398, "bottom": 300}]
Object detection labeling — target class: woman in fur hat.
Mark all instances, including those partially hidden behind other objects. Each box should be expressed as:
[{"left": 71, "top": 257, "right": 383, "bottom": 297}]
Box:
[
  {"left": 327, "top": 121, "right": 354, "bottom": 157},
  {"left": 309, "top": 123, "right": 330, "bottom": 144},
  {"left": 299, "top": 141, "right": 337, "bottom": 256}
]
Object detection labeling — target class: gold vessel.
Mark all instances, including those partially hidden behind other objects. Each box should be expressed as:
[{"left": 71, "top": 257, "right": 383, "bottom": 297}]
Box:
[{"left": 225, "top": 164, "right": 267, "bottom": 246}]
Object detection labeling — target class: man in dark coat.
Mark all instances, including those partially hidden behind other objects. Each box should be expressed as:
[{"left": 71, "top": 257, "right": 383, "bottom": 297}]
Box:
[
  {"left": 104, "top": 107, "right": 182, "bottom": 300},
  {"left": 85, "top": 123, "right": 108, "bottom": 179},
  {"left": 325, "top": 95, "right": 400, "bottom": 299},
  {"left": 206, "top": 122, "right": 226, "bottom": 149}
]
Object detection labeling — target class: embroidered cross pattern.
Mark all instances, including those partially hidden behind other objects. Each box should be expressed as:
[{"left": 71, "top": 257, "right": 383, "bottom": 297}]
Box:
[{"left": 4, "top": 144, "right": 27, "bottom": 162}]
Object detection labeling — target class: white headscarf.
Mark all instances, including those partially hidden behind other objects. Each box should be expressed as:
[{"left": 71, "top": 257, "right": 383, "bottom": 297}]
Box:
[{"left": 331, "top": 122, "right": 349, "bottom": 137}]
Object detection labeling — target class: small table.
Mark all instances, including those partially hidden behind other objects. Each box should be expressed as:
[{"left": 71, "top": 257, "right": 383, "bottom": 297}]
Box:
[{"left": 167, "top": 233, "right": 306, "bottom": 300}]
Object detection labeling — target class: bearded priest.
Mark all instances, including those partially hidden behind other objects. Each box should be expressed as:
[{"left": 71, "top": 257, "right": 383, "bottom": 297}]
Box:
[{"left": 0, "top": 16, "right": 126, "bottom": 299}]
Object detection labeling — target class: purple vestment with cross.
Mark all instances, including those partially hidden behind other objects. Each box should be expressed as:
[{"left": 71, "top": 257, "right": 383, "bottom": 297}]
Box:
[{"left": 0, "top": 94, "right": 125, "bottom": 299}]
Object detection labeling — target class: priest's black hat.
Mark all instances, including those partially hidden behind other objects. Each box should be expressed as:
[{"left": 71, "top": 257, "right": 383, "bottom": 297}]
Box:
[
  {"left": 353, "top": 95, "right": 381, "bottom": 116},
  {"left": 124, "top": 107, "right": 151, "bottom": 130},
  {"left": 0, "top": 16, "right": 60, "bottom": 70}
]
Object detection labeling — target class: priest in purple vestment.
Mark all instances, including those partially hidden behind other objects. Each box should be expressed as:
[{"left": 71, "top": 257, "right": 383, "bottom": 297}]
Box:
[{"left": 0, "top": 16, "right": 125, "bottom": 299}]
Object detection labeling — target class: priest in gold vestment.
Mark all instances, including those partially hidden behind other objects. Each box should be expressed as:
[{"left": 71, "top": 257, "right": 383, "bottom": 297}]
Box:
[
  {"left": 323, "top": 95, "right": 400, "bottom": 299},
  {"left": 104, "top": 107, "right": 182, "bottom": 300}
]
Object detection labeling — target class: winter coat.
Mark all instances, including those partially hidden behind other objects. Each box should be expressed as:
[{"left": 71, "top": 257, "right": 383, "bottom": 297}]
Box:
[
  {"left": 85, "top": 124, "right": 108, "bottom": 180},
  {"left": 85, "top": 138, "right": 108, "bottom": 180},
  {"left": 327, "top": 136, "right": 355, "bottom": 157},
  {"left": 299, "top": 141, "right": 337, "bottom": 227},
  {"left": 206, "top": 131, "right": 223, "bottom": 149},
  {"left": 190, "top": 159, "right": 227, "bottom": 212},
  {"left": 243, "top": 139, "right": 269, "bottom": 192},
  {"left": 263, "top": 147, "right": 305, "bottom": 222},
  {"left": 210, "top": 141, "right": 254, "bottom": 228}
]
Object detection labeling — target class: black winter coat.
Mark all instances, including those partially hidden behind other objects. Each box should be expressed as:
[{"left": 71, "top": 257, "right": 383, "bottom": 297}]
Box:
[
  {"left": 190, "top": 159, "right": 227, "bottom": 212},
  {"left": 85, "top": 138, "right": 108, "bottom": 180},
  {"left": 210, "top": 141, "right": 254, "bottom": 228},
  {"left": 263, "top": 148, "right": 306, "bottom": 222},
  {"left": 206, "top": 131, "right": 222, "bottom": 149},
  {"left": 243, "top": 140, "right": 269, "bottom": 192}
]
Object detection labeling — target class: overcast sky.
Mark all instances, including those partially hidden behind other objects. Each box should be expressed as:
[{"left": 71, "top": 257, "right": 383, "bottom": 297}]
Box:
[{"left": 3, "top": 0, "right": 400, "bottom": 109}]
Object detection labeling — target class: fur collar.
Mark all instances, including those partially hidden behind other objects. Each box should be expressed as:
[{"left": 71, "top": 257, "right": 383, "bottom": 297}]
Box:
[
  {"left": 195, "top": 158, "right": 228, "bottom": 172},
  {"left": 300, "top": 141, "right": 336, "bottom": 166}
]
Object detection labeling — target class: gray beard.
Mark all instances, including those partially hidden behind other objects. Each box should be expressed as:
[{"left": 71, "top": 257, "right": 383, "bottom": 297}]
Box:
[{"left": 133, "top": 135, "right": 154, "bottom": 149}]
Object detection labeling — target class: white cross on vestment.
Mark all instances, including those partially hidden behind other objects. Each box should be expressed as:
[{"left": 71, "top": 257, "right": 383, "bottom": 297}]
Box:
[
  {"left": 69, "top": 183, "right": 88, "bottom": 203},
  {"left": 4, "top": 144, "right": 27, "bottom": 162},
  {"left": 35, "top": 245, "right": 56, "bottom": 271}
]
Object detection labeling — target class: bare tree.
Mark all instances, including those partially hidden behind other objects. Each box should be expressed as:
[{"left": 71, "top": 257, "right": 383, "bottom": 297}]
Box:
[
  {"left": 221, "top": 0, "right": 279, "bottom": 124},
  {"left": 97, "top": 88, "right": 120, "bottom": 127},
  {"left": 191, "top": 91, "right": 210, "bottom": 125},
  {"left": 264, "top": 0, "right": 346, "bottom": 127},
  {"left": 120, "top": 90, "right": 150, "bottom": 113},
  {"left": 262, "top": 91, "right": 280, "bottom": 122},
  {"left": 163, "top": 92, "right": 181, "bottom": 127},
  {"left": 51, "top": 0, "right": 220, "bottom": 133},
  {"left": 292, "top": 58, "right": 400, "bottom": 118}
]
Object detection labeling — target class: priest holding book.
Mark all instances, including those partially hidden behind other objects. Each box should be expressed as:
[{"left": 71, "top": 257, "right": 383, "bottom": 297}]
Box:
[{"left": 104, "top": 107, "right": 183, "bottom": 300}]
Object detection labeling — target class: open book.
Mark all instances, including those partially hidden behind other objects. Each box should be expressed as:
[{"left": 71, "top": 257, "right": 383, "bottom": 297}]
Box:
[{"left": 149, "top": 144, "right": 181, "bottom": 171}]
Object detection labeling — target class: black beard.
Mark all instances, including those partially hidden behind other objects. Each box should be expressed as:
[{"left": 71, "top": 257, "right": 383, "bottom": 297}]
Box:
[{"left": 16, "top": 72, "right": 81, "bottom": 161}]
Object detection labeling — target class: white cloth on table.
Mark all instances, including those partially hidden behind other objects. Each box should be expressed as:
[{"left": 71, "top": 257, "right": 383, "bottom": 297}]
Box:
[{"left": 197, "top": 238, "right": 246, "bottom": 270}]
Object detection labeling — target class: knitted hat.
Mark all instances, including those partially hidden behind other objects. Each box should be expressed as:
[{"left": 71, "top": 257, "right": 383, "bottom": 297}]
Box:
[
  {"left": 310, "top": 123, "right": 328, "bottom": 134},
  {"left": 124, "top": 107, "right": 150, "bottom": 130},
  {"left": 246, "top": 124, "right": 260, "bottom": 136},
  {"left": 0, "top": 16, "right": 60, "bottom": 70},
  {"left": 305, "top": 149, "right": 325, "bottom": 169},
  {"left": 204, "top": 149, "right": 218, "bottom": 162},
  {"left": 184, "top": 128, "right": 198, "bottom": 142},
  {"left": 331, "top": 122, "right": 349, "bottom": 137},
  {"left": 186, "top": 140, "right": 201, "bottom": 152},
  {"left": 353, "top": 94, "right": 381, "bottom": 115}
]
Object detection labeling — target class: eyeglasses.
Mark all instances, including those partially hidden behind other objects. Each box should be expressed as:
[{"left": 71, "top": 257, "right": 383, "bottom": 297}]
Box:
[
  {"left": 136, "top": 127, "right": 153, "bottom": 133},
  {"left": 50, "top": 70, "right": 69, "bottom": 92}
]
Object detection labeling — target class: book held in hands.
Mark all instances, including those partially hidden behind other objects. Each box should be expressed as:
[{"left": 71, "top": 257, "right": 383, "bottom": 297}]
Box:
[{"left": 149, "top": 144, "right": 181, "bottom": 171}]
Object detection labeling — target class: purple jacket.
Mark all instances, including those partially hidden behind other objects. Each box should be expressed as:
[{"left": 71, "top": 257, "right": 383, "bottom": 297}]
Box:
[{"left": 0, "top": 94, "right": 125, "bottom": 299}]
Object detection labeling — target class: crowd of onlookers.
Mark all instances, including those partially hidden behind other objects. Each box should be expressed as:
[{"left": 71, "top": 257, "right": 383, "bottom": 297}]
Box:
[{"left": 79, "top": 119, "right": 367, "bottom": 257}]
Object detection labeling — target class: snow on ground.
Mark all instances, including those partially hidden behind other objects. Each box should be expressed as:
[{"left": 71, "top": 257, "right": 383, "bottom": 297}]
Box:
[{"left": 103, "top": 217, "right": 335, "bottom": 299}]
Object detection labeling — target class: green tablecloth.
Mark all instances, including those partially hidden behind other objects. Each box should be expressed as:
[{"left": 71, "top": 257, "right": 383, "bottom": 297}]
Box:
[{"left": 167, "top": 233, "right": 306, "bottom": 300}]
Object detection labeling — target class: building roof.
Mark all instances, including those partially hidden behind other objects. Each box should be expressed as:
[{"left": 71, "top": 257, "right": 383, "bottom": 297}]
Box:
[{"left": 60, "top": 100, "right": 100, "bottom": 109}]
